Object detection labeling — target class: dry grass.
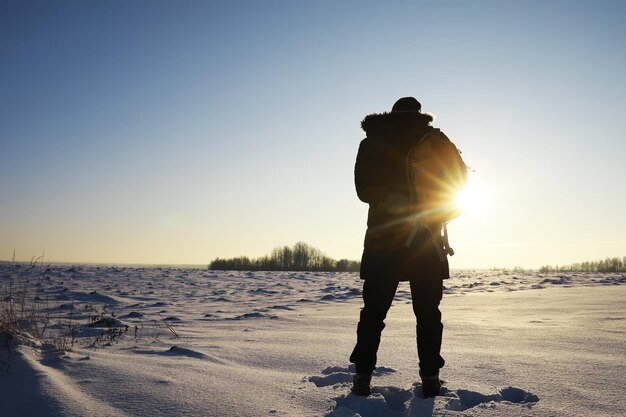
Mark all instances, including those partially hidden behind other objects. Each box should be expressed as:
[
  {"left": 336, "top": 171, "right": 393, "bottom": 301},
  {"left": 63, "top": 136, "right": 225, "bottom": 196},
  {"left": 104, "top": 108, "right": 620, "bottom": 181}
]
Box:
[
  {"left": 0, "top": 255, "right": 50, "bottom": 341},
  {"left": 0, "top": 255, "right": 77, "bottom": 357}
]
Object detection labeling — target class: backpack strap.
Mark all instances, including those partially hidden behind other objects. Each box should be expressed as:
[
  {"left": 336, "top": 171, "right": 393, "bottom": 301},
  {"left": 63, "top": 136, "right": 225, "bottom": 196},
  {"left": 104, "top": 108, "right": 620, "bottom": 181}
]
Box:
[
  {"left": 419, "top": 127, "right": 441, "bottom": 144},
  {"left": 442, "top": 222, "right": 455, "bottom": 256}
]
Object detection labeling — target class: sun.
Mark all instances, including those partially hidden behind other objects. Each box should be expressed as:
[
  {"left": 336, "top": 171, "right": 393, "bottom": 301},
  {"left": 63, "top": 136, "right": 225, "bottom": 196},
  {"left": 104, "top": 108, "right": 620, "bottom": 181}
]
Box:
[{"left": 455, "top": 176, "right": 489, "bottom": 215}]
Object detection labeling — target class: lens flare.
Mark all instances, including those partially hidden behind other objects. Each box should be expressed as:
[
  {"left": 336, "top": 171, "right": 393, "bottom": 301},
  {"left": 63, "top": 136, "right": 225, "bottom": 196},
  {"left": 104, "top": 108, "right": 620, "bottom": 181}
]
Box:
[{"left": 455, "top": 176, "right": 489, "bottom": 215}]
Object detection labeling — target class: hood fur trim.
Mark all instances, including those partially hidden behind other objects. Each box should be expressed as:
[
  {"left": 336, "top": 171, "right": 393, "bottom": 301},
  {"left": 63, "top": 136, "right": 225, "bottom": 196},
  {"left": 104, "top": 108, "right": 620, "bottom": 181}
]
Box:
[{"left": 361, "top": 111, "right": 434, "bottom": 135}]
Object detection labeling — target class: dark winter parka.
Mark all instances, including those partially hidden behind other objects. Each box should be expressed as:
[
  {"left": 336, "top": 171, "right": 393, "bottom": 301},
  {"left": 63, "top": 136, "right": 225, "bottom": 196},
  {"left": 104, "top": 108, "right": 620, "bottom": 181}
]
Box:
[{"left": 356, "top": 111, "right": 450, "bottom": 281}]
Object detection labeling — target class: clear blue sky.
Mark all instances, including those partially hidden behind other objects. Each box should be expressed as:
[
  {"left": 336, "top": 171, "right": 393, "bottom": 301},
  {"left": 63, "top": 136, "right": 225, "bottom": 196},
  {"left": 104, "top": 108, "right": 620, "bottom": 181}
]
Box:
[{"left": 1, "top": 0, "right": 625, "bottom": 268}]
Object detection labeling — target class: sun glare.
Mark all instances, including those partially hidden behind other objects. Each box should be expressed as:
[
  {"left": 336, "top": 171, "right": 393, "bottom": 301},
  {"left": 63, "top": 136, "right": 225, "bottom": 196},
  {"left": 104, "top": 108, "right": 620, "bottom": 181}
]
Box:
[{"left": 455, "top": 176, "right": 489, "bottom": 216}]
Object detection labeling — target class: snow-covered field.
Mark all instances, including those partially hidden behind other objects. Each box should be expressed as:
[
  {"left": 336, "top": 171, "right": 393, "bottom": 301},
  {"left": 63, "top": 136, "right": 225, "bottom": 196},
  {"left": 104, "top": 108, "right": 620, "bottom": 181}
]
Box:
[{"left": 1, "top": 265, "right": 624, "bottom": 416}]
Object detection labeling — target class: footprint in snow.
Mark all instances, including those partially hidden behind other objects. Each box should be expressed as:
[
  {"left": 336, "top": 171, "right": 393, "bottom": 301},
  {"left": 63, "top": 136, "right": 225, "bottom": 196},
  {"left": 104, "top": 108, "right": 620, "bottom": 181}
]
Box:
[
  {"left": 307, "top": 364, "right": 395, "bottom": 388},
  {"left": 308, "top": 365, "right": 539, "bottom": 417}
]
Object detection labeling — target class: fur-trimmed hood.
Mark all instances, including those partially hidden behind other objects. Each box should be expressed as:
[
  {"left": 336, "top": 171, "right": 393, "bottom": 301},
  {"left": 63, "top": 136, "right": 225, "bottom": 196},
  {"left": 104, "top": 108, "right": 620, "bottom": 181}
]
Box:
[{"left": 361, "top": 111, "right": 434, "bottom": 138}]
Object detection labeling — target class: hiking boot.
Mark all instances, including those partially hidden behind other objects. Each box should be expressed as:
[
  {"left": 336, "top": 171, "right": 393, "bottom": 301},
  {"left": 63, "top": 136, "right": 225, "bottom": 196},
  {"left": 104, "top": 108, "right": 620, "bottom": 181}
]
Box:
[
  {"left": 351, "top": 373, "right": 372, "bottom": 396},
  {"left": 419, "top": 370, "right": 442, "bottom": 398}
]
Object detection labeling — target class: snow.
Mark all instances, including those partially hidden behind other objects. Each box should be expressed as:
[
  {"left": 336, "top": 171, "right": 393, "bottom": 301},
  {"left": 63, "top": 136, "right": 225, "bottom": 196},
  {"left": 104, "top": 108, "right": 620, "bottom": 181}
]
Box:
[{"left": 0, "top": 265, "right": 624, "bottom": 416}]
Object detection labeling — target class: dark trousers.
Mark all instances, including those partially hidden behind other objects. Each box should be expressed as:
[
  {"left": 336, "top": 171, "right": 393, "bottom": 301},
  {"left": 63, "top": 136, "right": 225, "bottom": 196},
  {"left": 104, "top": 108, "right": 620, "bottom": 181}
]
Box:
[{"left": 349, "top": 277, "right": 445, "bottom": 377}]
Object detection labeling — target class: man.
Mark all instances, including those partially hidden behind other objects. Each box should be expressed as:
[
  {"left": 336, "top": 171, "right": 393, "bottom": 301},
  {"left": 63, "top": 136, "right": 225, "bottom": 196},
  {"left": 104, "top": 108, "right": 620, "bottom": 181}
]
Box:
[{"left": 350, "top": 97, "right": 453, "bottom": 398}]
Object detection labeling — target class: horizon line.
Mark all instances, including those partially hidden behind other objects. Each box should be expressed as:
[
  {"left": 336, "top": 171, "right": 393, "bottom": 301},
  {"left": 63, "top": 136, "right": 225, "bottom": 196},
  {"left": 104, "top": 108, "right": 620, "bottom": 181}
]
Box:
[{"left": 0, "top": 259, "right": 531, "bottom": 271}]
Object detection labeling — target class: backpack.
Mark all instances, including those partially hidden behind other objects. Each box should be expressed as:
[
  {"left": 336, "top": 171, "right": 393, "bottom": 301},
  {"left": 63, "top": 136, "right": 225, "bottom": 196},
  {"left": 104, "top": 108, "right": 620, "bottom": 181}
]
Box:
[{"left": 405, "top": 127, "right": 468, "bottom": 255}]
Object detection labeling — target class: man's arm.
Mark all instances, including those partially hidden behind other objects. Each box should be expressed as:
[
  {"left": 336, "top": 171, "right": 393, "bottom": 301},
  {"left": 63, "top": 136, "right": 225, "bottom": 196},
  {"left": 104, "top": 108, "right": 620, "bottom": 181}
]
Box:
[{"left": 354, "top": 139, "right": 386, "bottom": 204}]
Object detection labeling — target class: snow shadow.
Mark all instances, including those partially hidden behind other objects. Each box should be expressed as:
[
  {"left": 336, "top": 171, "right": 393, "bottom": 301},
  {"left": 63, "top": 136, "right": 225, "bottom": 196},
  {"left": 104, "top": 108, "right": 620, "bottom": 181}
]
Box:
[{"left": 309, "top": 365, "right": 539, "bottom": 417}]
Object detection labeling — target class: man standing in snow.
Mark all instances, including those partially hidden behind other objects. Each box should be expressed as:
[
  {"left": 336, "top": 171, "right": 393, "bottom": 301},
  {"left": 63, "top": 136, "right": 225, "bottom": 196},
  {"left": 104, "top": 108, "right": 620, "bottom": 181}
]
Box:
[{"left": 350, "top": 97, "right": 449, "bottom": 398}]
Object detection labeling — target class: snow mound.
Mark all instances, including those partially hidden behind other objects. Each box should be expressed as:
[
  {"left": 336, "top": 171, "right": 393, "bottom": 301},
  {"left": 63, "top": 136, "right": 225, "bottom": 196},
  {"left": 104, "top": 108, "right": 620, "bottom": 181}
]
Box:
[
  {"left": 269, "top": 305, "right": 294, "bottom": 310},
  {"left": 88, "top": 317, "right": 125, "bottom": 328},
  {"left": 499, "top": 386, "right": 540, "bottom": 403},
  {"left": 120, "top": 311, "right": 143, "bottom": 318},
  {"left": 133, "top": 345, "right": 224, "bottom": 363},
  {"left": 71, "top": 291, "right": 120, "bottom": 305},
  {"left": 164, "top": 345, "right": 209, "bottom": 359},
  {"left": 233, "top": 312, "right": 278, "bottom": 320}
]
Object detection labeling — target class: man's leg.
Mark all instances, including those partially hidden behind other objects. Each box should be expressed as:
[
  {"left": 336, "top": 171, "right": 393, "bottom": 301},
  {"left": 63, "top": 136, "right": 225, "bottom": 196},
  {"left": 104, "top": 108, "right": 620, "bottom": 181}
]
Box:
[
  {"left": 409, "top": 277, "right": 445, "bottom": 377},
  {"left": 349, "top": 278, "right": 399, "bottom": 375}
]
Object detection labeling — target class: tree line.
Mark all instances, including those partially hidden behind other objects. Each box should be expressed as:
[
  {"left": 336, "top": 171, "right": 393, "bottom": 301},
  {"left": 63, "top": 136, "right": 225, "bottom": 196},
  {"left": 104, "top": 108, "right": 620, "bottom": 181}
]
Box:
[
  {"left": 539, "top": 256, "right": 626, "bottom": 273},
  {"left": 209, "top": 242, "right": 361, "bottom": 272}
]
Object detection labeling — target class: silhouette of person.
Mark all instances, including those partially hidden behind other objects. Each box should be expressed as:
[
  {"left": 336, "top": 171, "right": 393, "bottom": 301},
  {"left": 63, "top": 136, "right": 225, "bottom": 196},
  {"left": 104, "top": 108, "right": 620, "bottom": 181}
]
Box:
[{"left": 350, "top": 97, "right": 449, "bottom": 397}]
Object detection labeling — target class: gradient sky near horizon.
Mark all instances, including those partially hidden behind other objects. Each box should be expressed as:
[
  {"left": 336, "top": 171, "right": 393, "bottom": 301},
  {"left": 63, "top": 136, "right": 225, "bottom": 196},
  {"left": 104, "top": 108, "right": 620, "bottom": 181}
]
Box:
[{"left": 1, "top": 1, "right": 625, "bottom": 268}]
